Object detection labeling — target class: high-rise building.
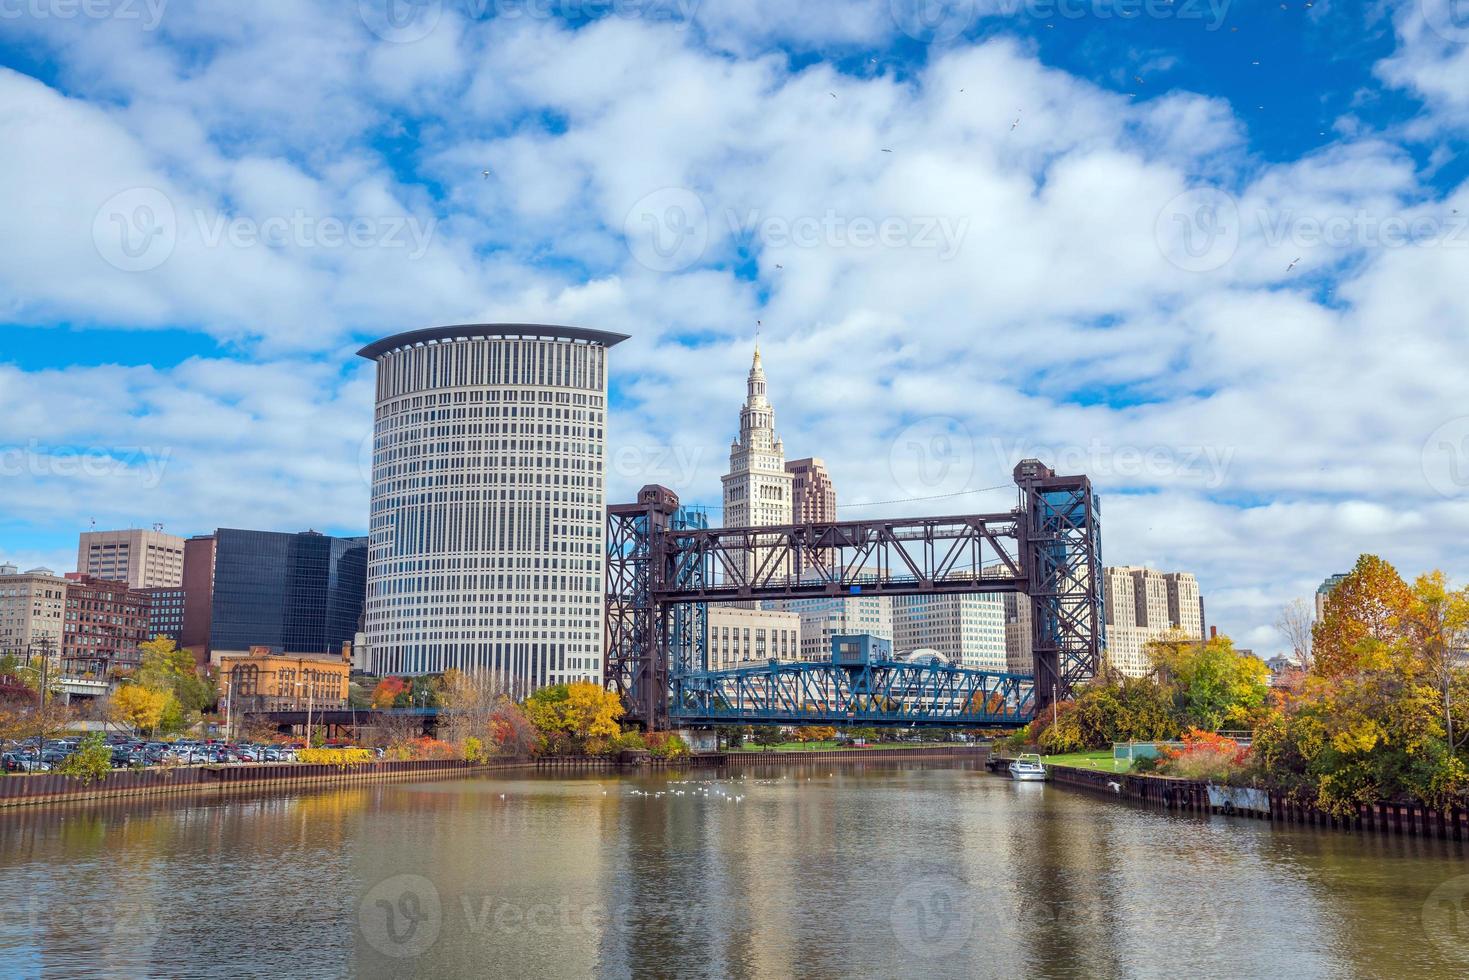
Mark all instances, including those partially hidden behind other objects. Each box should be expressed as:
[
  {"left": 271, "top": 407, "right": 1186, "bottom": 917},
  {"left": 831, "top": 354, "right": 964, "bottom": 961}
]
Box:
[
  {"left": 141, "top": 587, "right": 186, "bottom": 643},
  {"left": 358, "top": 323, "right": 626, "bottom": 688},
  {"left": 707, "top": 605, "right": 801, "bottom": 670},
  {"left": 207, "top": 529, "right": 367, "bottom": 666},
  {"left": 1102, "top": 566, "right": 1206, "bottom": 677},
  {"left": 891, "top": 593, "right": 1007, "bottom": 670},
  {"left": 786, "top": 457, "right": 836, "bottom": 523},
  {"left": 179, "top": 534, "right": 217, "bottom": 664},
  {"left": 0, "top": 566, "right": 67, "bottom": 659},
  {"left": 1315, "top": 572, "right": 1348, "bottom": 620},
  {"left": 76, "top": 528, "right": 185, "bottom": 589},
  {"left": 722, "top": 345, "right": 794, "bottom": 584},
  {"left": 1002, "top": 592, "right": 1032, "bottom": 674},
  {"left": 61, "top": 573, "right": 151, "bottom": 675}
]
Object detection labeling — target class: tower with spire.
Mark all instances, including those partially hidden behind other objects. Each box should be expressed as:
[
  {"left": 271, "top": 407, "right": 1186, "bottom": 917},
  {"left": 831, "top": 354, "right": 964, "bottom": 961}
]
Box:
[{"left": 722, "top": 343, "right": 795, "bottom": 581}]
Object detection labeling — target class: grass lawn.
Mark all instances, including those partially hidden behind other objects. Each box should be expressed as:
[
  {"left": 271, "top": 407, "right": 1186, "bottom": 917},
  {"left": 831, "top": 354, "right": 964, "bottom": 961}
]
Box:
[{"left": 1035, "top": 749, "right": 1133, "bottom": 773}]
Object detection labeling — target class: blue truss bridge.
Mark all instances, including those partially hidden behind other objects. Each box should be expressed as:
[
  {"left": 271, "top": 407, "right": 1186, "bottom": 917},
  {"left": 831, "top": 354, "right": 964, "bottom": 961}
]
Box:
[{"left": 604, "top": 460, "right": 1103, "bottom": 731}]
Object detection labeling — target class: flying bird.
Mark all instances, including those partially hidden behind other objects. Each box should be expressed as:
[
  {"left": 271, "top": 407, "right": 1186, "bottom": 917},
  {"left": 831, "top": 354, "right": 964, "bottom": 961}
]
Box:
[
  {"left": 881, "top": 148, "right": 892, "bottom": 153},
  {"left": 829, "top": 92, "right": 837, "bottom": 99},
  {"left": 1011, "top": 115, "right": 1021, "bottom": 131},
  {"left": 1287, "top": 257, "right": 1301, "bottom": 272},
  {"left": 481, "top": 169, "right": 491, "bottom": 179}
]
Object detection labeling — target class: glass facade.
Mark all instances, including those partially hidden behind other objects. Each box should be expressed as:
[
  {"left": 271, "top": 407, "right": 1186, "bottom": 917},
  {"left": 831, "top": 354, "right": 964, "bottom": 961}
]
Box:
[{"left": 208, "top": 529, "right": 367, "bottom": 655}]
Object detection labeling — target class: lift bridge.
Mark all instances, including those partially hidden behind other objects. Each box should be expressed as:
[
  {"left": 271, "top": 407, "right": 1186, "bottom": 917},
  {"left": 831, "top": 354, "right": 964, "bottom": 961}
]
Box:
[{"left": 604, "top": 460, "right": 1103, "bottom": 731}]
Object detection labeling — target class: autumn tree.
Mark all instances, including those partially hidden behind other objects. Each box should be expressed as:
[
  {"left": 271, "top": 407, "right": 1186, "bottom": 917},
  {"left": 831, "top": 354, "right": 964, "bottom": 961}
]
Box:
[
  {"left": 110, "top": 684, "right": 172, "bottom": 737},
  {"left": 136, "top": 637, "right": 214, "bottom": 719},
  {"left": 1311, "top": 554, "right": 1413, "bottom": 678},
  {"left": 1398, "top": 572, "right": 1469, "bottom": 754},
  {"left": 370, "top": 676, "right": 407, "bottom": 709}
]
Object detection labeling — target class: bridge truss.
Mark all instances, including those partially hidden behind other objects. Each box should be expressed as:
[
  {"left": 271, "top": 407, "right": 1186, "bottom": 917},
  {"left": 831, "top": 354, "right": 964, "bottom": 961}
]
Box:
[{"left": 604, "top": 460, "right": 1103, "bottom": 730}]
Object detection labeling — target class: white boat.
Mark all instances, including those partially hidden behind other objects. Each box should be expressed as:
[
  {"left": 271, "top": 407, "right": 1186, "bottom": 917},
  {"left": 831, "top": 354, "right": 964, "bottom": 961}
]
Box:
[{"left": 1008, "top": 754, "right": 1047, "bottom": 782}]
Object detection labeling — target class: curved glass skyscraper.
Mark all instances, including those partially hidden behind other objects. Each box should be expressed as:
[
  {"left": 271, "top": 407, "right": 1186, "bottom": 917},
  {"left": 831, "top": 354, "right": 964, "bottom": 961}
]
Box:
[{"left": 357, "top": 324, "right": 628, "bottom": 692}]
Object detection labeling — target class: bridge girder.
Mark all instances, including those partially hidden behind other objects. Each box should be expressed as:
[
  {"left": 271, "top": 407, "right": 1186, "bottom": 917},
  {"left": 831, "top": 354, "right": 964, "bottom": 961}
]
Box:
[{"left": 604, "top": 460, "right": 1103, "bottom": 731}]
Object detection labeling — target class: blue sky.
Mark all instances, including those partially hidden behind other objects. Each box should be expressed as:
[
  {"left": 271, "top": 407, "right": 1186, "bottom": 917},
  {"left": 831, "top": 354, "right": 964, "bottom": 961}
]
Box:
[{"left": 1, "top": 0, "right": 1467, "bottom": 653}]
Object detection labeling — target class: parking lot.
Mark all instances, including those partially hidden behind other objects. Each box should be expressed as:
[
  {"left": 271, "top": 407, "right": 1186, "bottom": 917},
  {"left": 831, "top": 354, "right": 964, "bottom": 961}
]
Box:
[{"left": 1, "top": 735, "right": 382, "bottom": 773}]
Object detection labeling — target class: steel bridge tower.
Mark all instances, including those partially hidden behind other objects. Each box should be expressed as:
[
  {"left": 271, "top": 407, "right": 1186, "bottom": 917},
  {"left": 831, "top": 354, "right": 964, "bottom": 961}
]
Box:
[{"left": 604, "top": 460, "right": 1102, "bottom": 730}]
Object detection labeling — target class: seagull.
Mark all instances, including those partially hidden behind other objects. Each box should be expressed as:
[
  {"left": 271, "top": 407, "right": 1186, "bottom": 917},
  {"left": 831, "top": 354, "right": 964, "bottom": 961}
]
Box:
[
  {"left": 482, "top": 169, "right": 491, "bottom": 179},
  {"left": 1107, "top": 781, "right": 1122, "bottom": 793},
  {"left": 881, "top": 148, "right": 892, "bottom": 153},
  {"left": 1287, "top": 257, "right": 1301, "bottom": 272},
  {"left": 1133, "top": 75, "right": 1144, "bottom": 84},
  {"left": 1011, "top": 115, "right": 1021, "bottom": 131},
  {"left": 775, "top": 263, "right": 783, "bottom": 269},
  {"left": 829, "top": 92, "right": 837, "bottom": 99}
]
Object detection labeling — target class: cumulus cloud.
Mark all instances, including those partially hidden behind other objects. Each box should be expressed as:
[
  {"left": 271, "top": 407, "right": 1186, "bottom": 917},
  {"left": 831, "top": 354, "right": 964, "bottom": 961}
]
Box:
[{"left": 1, "top": 1, "right": 1467, "bottom": 655}]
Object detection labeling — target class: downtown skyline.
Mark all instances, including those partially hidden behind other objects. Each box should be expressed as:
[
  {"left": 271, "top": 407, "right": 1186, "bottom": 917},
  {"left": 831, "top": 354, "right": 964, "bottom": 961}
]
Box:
[{"left": 1, "top": 1, "right": 1467, "bottom": 659}]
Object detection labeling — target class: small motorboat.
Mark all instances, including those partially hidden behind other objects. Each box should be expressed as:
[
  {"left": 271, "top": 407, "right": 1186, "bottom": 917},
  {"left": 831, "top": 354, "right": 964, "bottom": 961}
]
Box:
[{"left": 1008, "top": 754, "right": 1048, "bottom": 782}]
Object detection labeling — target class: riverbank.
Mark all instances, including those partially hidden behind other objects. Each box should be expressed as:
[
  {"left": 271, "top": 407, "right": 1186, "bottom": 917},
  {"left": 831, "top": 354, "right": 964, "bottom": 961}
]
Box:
[
  {"left": 991, "top": 753, "right": 1469, "bottom": 842},
  {"left": 0, "top": 744, "right": 988, "bottom": 808}
]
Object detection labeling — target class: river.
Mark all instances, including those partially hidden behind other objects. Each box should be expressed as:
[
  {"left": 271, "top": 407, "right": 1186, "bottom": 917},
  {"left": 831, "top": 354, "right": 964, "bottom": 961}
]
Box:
[{"left": 1, "top": 760, "right": 1466, "bottom": 978}]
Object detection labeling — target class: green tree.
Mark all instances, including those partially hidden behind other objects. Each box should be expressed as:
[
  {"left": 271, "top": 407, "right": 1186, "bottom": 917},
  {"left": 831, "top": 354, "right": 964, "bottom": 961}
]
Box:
[
  {"left": 1149, "top": 634, "right": 1268, "bottom": 731},
  {"left": 55, "top": 733, "right": 113, "bottom": 782},
  {"left": 751, "top": 725, "right": 785, "bottom": 750}
]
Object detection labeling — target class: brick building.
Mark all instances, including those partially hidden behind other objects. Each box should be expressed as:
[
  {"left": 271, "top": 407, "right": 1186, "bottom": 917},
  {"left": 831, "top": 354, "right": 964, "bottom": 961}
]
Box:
[{"left": 61, "top": 574, "right": 152, "bottom": 676}]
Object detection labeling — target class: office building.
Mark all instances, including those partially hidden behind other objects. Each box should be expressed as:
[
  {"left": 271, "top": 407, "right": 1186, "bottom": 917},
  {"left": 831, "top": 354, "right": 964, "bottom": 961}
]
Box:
[
  {"left": 707, "top": 605, "right": 801, "bottom": 670},
  {"left": 1003, "top": 592, "right": 1032, "bottom": 674},
  {"left": 786, "top": 457, "right": 836, "bottom": 524},
  {"left": 358, "top": 323, "right": 625, "bottom": 688},
  {"left": 1103, "top": 566, "right": 1207, "bottom": 677},
  {"left": 0, "top": 566, "right": 67, "bottom": 659},
  {"left": 179, "top": 534, "right": 217, "bottom": 663},
  {"left": 76, "top": 528, "right": 185, "bottom": 589},
  {"left": 722, "top": 345, "right": 794, "bottom": 584},
  {"left": 207, "top": 529, "right": 367, "bottom": 666},
  {"left": 1315, "top": 573, "right": 1348, "bottom": 620},
  {"left": 892, "top": 592, "right": 1008, "bottom": 670},
  {"left": 769, "top": 591, "right": 892, "bottom": 662},
  {"left": 141, "top": 587, "right": 187, "bottom": 643},
  {"left": 61, "top": 573, "right": 151, "bottom": 675}
]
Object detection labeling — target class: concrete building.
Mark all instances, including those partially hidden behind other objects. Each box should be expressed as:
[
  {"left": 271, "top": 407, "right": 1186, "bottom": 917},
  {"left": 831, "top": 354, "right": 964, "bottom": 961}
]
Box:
[
  {"left": 60, "top": 573, "right": 151, "bottom": 676},
  {"left": 707, "top": 605, "right": 801, "bottom": 670},
  {"left": 207, "top": 529, "right": 367, "bottom": 668},
  {"left": 769, "top": 591, "right": 892, "bottom": 663},
  {"left": 1315, "top": 572, "right": 1348, "bottom": 620},
  {"left": 0, "top": 566, "right": 68, "bottom": 660},
  {"left": 358, "top": 323, "right": 625, "bottom": 690},
  {"left": 721, "top": 345, "right": 794, "bottom": 585},
  {"left": 1103, "top": 566, "right": 1207, "bottom": 677},
  {"left": 786, "top": 457, "right": 836, "bottom": 524},
  {"left": 76, "top": 528, "right": 185, "bottom": 589},
  {"left": 891, "top": 593, "right": 1008, "bottom": 670},
  {"left": 1003, "top": 592, "right": 1032, "bottom": 674}
]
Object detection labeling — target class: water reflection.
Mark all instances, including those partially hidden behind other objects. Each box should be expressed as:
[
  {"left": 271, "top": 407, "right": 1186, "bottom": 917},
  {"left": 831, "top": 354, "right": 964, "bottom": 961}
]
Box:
[{"left": 1, "top": 762, "right": 1466, "bottom": 978}]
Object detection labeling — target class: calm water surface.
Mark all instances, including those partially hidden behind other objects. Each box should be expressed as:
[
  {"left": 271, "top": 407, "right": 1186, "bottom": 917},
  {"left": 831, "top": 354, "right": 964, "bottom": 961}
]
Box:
[{"left": 2, "top": 761, "right": 1468, "bottom": 978}]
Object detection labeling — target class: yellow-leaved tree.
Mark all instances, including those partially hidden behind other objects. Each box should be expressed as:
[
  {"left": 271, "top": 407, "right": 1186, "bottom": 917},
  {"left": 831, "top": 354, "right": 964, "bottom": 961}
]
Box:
[{"left": 110, "top": 684, "right": 172, "bottom": 737}]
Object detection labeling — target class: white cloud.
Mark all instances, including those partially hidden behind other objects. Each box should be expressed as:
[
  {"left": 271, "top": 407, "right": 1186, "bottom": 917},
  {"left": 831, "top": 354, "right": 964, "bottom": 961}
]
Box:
[{"left": 1, "top": 3, "right": 1467, "bottom": 658}]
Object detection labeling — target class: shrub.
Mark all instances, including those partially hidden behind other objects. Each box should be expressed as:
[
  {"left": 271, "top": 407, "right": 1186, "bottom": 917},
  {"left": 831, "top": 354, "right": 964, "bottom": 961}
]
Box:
[
  {"left": 1156, "top": 728, "right": 1250, "bottom": 782},
  {"left": 55, "top": 733, "right": 112, "bottom": 782},
  {"left": 297, "top": 748, "right": 374, "bottom": 767},
  {"left": 645, "top": 732, "right": 690, "bottom": 758}
]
